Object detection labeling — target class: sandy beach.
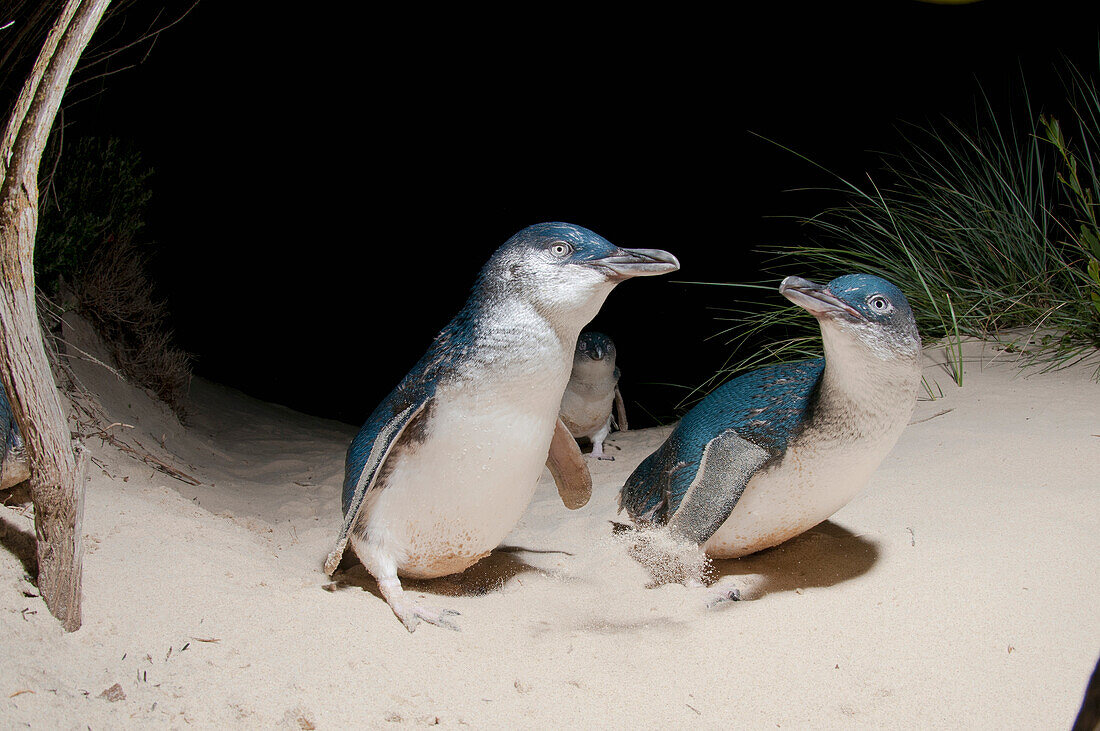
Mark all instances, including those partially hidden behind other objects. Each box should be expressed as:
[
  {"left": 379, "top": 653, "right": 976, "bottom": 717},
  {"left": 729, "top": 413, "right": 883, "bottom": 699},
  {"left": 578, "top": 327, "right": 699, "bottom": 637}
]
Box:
[{"left": 2, "top": 314, "right": 1097, "bottom": 729}]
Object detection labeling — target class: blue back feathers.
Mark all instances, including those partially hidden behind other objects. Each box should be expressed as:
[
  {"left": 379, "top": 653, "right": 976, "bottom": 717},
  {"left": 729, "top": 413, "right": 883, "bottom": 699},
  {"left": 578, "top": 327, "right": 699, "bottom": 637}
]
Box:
[
  {"left": 342, "top": 367, "right": 438, "bottom": 514},
  {"left": 620, "top": 358, "right": 825, "bottom": 522}
]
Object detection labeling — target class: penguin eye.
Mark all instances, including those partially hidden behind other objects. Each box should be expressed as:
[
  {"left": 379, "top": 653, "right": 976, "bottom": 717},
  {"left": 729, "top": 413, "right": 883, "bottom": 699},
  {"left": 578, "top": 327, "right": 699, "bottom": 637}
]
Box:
[
  {"left": 549, "top": 242, "right": 574, "bottom": 258},
  {"left": 868, "top": 295, "right": 891, "bottom": 312}
]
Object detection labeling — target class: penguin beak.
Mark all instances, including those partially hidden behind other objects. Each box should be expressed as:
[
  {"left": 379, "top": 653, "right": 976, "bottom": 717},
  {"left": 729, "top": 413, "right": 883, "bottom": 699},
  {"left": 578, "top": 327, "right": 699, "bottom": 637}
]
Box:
[
  {"left": 590, "top": 248, "right": 680, "bottom": 280},
  {"left": 780, "top": 276, "right": 862, "bottom": 319}
]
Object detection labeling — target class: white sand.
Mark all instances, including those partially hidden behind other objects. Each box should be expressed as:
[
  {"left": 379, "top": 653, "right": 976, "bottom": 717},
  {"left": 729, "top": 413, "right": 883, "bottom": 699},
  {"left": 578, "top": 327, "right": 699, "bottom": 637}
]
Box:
[{"left": 2, "top": 316, "right": 1098, "bottom": 728}]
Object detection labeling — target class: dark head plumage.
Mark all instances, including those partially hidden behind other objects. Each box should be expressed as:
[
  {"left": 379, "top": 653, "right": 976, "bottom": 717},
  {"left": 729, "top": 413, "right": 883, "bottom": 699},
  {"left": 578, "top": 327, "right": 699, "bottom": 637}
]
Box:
[
  {"left": 490, "top": 222, "right": 620, "bottom": 267},
  {"left": 476, "top": 222, "right": 679, "bottom": 296},
  {"left": 576, "top": 331, "right": 616, "bottom": 362},
  {"left": 781, "top": 273, "right": 920, "bottom": 359},
  {"left": 449, "top": 221, "right": 679, "bottom": 338}
]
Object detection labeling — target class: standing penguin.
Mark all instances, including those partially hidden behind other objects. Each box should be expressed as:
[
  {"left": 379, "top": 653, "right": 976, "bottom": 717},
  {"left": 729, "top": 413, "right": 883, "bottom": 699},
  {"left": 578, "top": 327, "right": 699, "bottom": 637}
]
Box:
[
  {"left": 327, "top": 222, "right": 679, "bottom": 631},
  {"left": 618, "top": 274, "right": 921, "bottom": 594},
  {"left": 559, "top": 332, "right": 628, "bottom": 460}
]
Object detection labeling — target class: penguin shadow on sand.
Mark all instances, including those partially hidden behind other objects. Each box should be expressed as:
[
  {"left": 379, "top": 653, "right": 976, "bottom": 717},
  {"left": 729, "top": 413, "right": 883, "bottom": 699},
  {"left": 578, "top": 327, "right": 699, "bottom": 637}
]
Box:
[
  {"left": 577, "top": 438, "right": 625, "bottom": 460},
  {"left": 708, "top": 521, "right": 881, "bottom": 601},
  {"left": 0, "top": 483, "right": 37, "bottom": 578},
  {"left": 323, "top": 544, "right": 568, "bottom": 601}
]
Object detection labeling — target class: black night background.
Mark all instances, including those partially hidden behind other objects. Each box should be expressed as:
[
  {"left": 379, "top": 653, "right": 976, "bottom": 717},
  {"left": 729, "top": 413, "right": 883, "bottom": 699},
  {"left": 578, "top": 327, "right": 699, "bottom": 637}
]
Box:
[{"left": 60, "top": 2, "right": 1100, "bottom": 428}]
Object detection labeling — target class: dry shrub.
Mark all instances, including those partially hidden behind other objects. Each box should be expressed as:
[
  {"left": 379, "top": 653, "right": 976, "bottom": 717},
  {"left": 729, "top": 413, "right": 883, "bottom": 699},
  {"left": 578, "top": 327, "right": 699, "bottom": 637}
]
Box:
[
  {"left": 36, "top": 136, "right": 192, "bottom": 418},
  {"left": 72, "top": 238, "right": 192, "bottom": 418}
]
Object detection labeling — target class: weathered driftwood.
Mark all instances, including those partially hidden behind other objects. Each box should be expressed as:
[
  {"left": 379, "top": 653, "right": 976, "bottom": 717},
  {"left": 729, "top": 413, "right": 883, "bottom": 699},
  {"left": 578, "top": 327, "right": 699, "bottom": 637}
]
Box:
[{"left": 0, "top": 0, "right": 112, "bottom": 632}]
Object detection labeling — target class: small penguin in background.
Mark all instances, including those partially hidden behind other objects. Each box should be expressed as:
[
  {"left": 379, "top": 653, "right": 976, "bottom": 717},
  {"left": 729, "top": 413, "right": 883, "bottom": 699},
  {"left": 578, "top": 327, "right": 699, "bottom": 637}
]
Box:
[
  {"left": 618, "top": 274, "right": 921, "bottom": 597},
  {"left": 327, "top": 222, "right": 679, "bottom": 631},
  {"left": 559, "top": 332, "right": 628, "bottom": 460},
  {"left": 0, "top": 384, "right": 30, "bottom": 490}
]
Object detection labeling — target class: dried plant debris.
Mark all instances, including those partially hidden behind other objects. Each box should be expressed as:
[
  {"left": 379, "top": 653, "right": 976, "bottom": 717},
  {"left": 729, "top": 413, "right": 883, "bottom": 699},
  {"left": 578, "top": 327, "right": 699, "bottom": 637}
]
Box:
[{"left": 99, "top": 683, "right": 125, "bottom": 702}]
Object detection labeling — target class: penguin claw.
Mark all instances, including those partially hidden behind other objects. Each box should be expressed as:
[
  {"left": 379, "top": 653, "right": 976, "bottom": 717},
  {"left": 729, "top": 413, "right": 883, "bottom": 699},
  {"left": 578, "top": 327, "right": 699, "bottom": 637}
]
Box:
[
  {"left": 422, "top": 609, "right": 462, "bottom": 633},
  {"left": 394, "top": 603, "right": 462, "bottom": 633},
  {"left": 705, "top": 587, "right": 742, "bottom": 608}
]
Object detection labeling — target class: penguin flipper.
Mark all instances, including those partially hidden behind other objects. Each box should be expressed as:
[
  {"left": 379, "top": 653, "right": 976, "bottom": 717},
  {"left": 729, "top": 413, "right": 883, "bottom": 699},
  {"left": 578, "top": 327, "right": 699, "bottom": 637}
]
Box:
[
  {"left": 325, "top": 396, "right": 434, "bottom": 575},
  {"left": 620, "top": 359, "right": 824, "bottom": 529},
  {"left": 546, "top": 417, "right": 592, "bottom": 509},
  {"left": 613, "top": 385, "right": 628, "bottom": 432},
  {"left": 0, "top": 387, "right": 28, "bottom": 491},
  {"left": 0, "top": 385, "right": 13, "bottom": 485},
  {"left": 666, "top": 429, "right": 770, "bottom": 545}
]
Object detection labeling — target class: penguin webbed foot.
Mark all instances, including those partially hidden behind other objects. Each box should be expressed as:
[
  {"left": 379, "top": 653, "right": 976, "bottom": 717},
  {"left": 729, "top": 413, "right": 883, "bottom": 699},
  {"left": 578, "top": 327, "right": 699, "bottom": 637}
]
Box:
[
  {"left": 396, "top": 603, "right": 462, "bottom": 633},
  {"left": 378, "top": 576, "right": 461, "bottom": 633},
  {"left": 590, "top": 442, "right": 615, "bottom": 461}
]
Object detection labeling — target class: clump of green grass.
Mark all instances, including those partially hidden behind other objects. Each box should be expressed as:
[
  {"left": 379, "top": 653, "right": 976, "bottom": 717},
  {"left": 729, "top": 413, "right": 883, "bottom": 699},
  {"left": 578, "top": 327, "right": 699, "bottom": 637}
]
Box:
[
  {"left": 702, "top": 64, "right": 1100, "bottom": 397},
  {"left": 1042, "top": 61, "right": 1100, "bottom": 324}
]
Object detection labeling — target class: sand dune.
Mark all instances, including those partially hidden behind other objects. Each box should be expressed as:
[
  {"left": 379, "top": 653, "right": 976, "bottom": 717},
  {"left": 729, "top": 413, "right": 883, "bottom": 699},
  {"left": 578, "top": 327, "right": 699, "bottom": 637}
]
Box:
[{"left": 1, "top": 315, "right": 1097, "bottom": 728}]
